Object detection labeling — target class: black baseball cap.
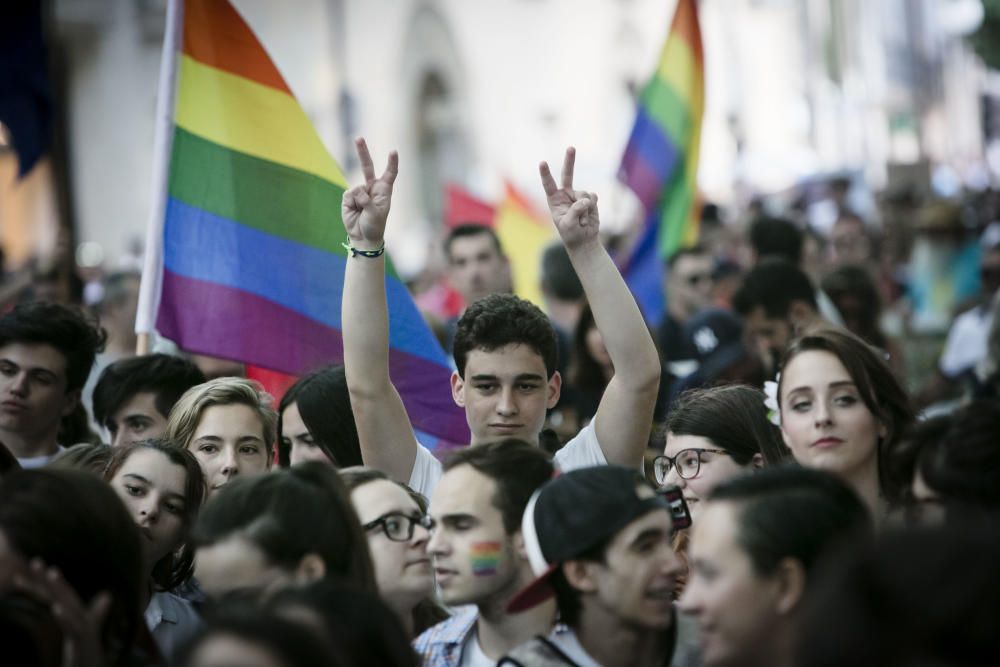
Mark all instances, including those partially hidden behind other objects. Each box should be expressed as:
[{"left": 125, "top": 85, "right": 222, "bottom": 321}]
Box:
[{"left": 507, "top": 466, "right": 673, "bottom": 613}]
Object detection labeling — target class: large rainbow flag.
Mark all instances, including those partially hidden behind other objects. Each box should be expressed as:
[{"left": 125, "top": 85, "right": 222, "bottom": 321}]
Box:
[
  {"left": 618, "top": 0, "right": 704, "bottom": 323},
  {"left": 136, "top": 0, "right": 469, "bottom": 445}
]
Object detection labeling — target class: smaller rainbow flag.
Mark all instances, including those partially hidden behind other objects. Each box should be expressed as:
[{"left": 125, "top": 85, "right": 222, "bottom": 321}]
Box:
[{"left": 618, "top": 0, "right": 705, "bottom": 323}]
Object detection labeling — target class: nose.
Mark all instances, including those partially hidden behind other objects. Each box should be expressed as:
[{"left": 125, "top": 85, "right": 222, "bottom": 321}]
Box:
[
  {"left": 9, "top": 372, "right": 29, "bottom": 396},
  {"left": 426, "top": 525, "right": 447, "bottom": 557},
  {"left": 139, "top": 499, "right": 159, "bottom": 525},
  {"left": 814, "top": 400, "right": 833, "bottom": 427},
  {"left": 495, "top": 387, "right": 517, "bottom": 417},
  {"left": 664, "top": 463, "right": 685, "bottom": 487},
  {"left": 219, "top": 446, "right": 239, "bottom": 478},
  {"left": 677, "top": 576, "right": 700, "bottom": 615},
  {"left": 410, "top": 522, "right": 430, "bottom": 550}
]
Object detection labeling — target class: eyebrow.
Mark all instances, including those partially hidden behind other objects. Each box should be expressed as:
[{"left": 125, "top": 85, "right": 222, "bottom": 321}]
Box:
[
  {"left": 785, "top": 380, "right": 857, "bottom": 394},
  {"left": 437, "top": 512, "right": 477, "bottom": 524},
  {"left": 629, "top": 528, "right": 667, "bottom": 547},
  {"left": 123, "top": 473, "right": 150, "bottom": 485},
  {"left": 468, "top": 373, "right": 545, "bottom": 382}
]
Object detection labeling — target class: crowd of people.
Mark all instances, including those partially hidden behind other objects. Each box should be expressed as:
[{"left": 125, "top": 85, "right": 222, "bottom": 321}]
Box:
[{"left": 0, "top": 137, "right": 998, "bottom": 667}]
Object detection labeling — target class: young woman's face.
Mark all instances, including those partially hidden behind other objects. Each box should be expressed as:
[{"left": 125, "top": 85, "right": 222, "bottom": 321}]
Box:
[
  {"left": 189, "top": 404, "right": 270, "bottom": 496},
  {"left": 110, "top": 447, "right": 188, "bottom": 566},
  {"left": 351, "top": 480, "right": 432, "bottom": 606},
  {"left": 280, "top": 403, "right": 331, "bottom": 467},
  {"left": 779, "top": 350, "right": 884, "bottom": 480},
  {"left": 663, "top": 433, "right": 751, "bottom": 520}
]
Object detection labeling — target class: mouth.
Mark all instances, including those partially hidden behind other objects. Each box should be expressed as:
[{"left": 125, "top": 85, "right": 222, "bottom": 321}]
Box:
[
  {"left": 0, "top": 400, "right": 27, "bottom": 411},
  {"left": 811, "top": 437, "right": 844, "bottom": 449},
  {"left": 434, "top": 568, "right": 457, "bottom": 583},
  {"left": 406, "top": 557, "right": 431, "bottom": 569},
  {"left": 644, "top": 587, "right": 674, "bottom": 601},
  {"left": 139, "top": 526, "right": 154, "bottom": 542},
  {"left": 489, "top": 423, "right": 523, "bottom": 433}
]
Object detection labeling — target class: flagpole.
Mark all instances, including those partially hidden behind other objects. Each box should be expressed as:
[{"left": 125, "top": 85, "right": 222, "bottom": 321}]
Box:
[{"left": 135, "top": 0, "right": 183, "bottom": 355}]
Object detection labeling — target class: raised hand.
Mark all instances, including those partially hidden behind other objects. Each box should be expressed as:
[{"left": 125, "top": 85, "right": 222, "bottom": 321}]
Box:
[
  {"left": 341, "top": 137, "right": 399, "bottom": 250},
  {"left": 539, "top": 147, "right": 601, "bottom": 250}
]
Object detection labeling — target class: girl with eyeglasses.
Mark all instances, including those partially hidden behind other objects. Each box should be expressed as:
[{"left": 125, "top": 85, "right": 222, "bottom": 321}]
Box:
[
  {"left": 656, "top": 385, "right": 789, "bottom": 520},
  {"left": 340, "top": 467, "right": 449, "bottom": 637}
]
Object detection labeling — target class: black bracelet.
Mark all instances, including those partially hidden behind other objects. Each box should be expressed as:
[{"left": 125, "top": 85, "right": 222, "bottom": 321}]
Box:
[{"left": 342, "top": 240, "right": 385, "bottom": 258}]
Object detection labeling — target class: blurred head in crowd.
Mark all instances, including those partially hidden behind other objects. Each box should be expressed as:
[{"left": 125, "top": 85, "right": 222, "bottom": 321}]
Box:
[
  {"left": 104, "top": 439, "right": 205, "bottom": 591},
  {"left": 777, "top": 327, "right": 914, "bottom": 512},
  {"left": 94, "top": 271, "right": 141, "bottom": 355},
  {"left": 181, "top": 607, "right": 347, "bottom": 667},
  {"left": 820, "top": 265, "right": 887, "bottom": 350},
  {"left": 93, "top": 354, "right": 206, "bottom": 449},
  {"left": 797, "top": 525, "right": 1000, "bottom": 667},
  {"left": 0, "top": 302, "right": 106, "bottom": 460},
  {"left": 167, "top": 377, "right": 277, "bottom": 497},
  {"left": 428, "top": 440, "right": 554, "bottom": 609},
  {"left": 748, "top": 217, "right": 802, "bottom": 265},
  {"left": 828, "top": 214, "right": 873, "bottom": 267},
  {"left": 277, "top": 365, "right": 360, "bottom": 468},
  {"left": 890, "top": 399, "right": 1000, "bottom": 525},
  {"left": 451, "top": 294, "right": 560, "bottom": 445},
  {"left": 664, "top": 246, "right": 714, "bottom": 322},
  {"left": 267, "top": 580, "right": 419, "bottom": 667},
  {"left": 680, "top": 467, "right": 871, "bottom": 667},
  {"left": 670, "top": 309, "right": 765, "bottom": 398},
  {"left": 733, "top": 258, "right": 819, "bottom": 374},
  {"left": 191, "top": 462, "right": 376, "bottom": 602},
  {"left": 539, "top": 241, "right": 585, "bottom": 334},
  {"left": 658, "top": 385, "right": 788, "bottom": 520},
  {"left": 47, "top": 441, "right": 111, "bottom": 474},
  {"left": 444, "top": 224, "right": 511, "bottom": 306},
  {"left": 340, "top": 467, "right": 442, "bottom": 637},
  {"left": 0, "top": 468, "right": 144, "bottom": 666}
]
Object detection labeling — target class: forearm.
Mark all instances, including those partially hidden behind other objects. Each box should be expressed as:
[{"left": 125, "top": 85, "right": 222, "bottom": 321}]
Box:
[{"left": 567, "top": 240, "right": 660, "bottom": 390}]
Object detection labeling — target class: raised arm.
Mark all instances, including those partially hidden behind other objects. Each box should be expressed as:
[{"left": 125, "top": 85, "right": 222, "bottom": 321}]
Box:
[
  {"left": 341, "top": 138, "right": 418, "bottom": 482},
  {"left": 539, "top": 147, "right": 661, "bottom": 467}
]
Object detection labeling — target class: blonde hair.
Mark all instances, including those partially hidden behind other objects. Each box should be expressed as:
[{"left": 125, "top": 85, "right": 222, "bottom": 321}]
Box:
[{"left": 166, "top": 377, "right": 278, "bottom": 455}]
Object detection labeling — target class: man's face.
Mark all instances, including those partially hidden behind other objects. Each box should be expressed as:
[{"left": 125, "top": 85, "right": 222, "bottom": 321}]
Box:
[
  {"left": 680, "top": 501, "right": 784, "bottom": 667},
  {"left": 447, "top": 233, "right": 509, "bottom": 305},
  {"left": 451, "top": 344, "right": 560, "bottom": 445},
  {"left": 427, "top": 464, "right": 527, "bottom": 607},
  {"left": 0, "top": 343, "right": 76, "bottom": 441},
  {"left": 667, "top": 254, "right": 714, "bottom": 318},
  {"left": 106, "top": 391, "right": 169, "bottom": 448},
  {"left": 742, "top": 307, "right": 792, "bottom": 374},
  {"left": 828, "top": 219, "right": 871, "bottom": 267},
  {"left": 573, "top": 502, "right": 680, "bottom": 630}
]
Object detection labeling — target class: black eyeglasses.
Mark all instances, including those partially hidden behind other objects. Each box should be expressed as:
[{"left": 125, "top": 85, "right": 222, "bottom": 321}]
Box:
[
  {"left": 652, "top": 448, "right": 730, "bottom": 485},
  {"left": 363, "top": 512, "right": 435, "bottom": 542}
]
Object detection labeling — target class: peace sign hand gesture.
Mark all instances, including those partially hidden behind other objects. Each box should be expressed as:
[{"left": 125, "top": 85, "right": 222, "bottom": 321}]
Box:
[
  {"left": 341, "top": 137, "right": 399, "bottom": 250},
  {"left": 539, "top": 147, "right": 601, "bottom": 250}
]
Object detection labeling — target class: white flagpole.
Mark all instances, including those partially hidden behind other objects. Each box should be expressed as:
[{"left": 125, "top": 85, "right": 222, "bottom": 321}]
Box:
[{"left": 135, "top": 0, "right": 183, "bottom": 353}]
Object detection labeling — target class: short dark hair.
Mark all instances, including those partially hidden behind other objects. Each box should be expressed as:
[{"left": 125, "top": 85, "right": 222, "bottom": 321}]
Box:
[
  {"left": 267, "top": 581, "right": 419, "bottom": 667},
  {"left": 820, "top": 265, "right": 886, "bottom": 348},
  {"left": 443, "top": 439, "right": 554, "bottom": 534},
  {"left": 277, "top": 365, "right": 361, "bottom": 468},
  {"left": 710, "top": 466, "right": 872, "bottom": 578},
  {"left": 92, "top": 354, "right": 207, "bottom": 429},
  {"left": 733, "top": 258, "right": 817, "bottom": 319},
  {"left": 444, "top": 224, "right": 504, "bottom": 262},
  {"left": 778, "top": 327, "right": 915, "bottom": 503},
  {"left": 749, "top": 216, "right": 803, "bottom": 264},
  {"left": 797, "top": 524, "right": 1000, "bottom": 667},
  {"left": 453, "top": 293, "right": 558, "bottom": 378},
  {"left": 180, "top": 607, "right": 349, "bottom": 667},
  {"left": 666, "top": 385, "right": 790, "bottom": 466},
  {"left": 0, "top": 301, "right": 107, "bottom": 392},
  {"left": 0, "top": 469, "right": 144, "bottom": 666},
  {"left": 540, "top": 242, "right": 583, "bottom": 301},
  {"left": 191, "top": 462, "right": 377, "bottom": 593},
  {"left": 666, "top": 245, "right": 710, "bottom": 271},
  {"left": 104, "top": 439, "right": 206, "bottom": 591}
]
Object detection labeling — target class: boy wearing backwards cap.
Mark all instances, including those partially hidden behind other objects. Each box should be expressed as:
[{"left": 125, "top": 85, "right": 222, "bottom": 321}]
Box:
[{"left": 501, "top": 466, "right": 700, "bottom": 667}]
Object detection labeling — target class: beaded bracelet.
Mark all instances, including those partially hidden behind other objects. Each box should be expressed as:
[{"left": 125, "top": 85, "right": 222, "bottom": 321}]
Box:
[{"left": 342, "top": 240, "right": 385, "bottom": 258}]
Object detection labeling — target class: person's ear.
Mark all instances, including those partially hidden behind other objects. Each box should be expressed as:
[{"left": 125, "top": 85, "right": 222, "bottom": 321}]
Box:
[
  {"left": 512, "top": 531, "right": 528, "bottom": 561},
  {"left": 772, "top": 557, "right": 805, "bottom": 616},
  {"left": 562, "top": 560, "right": 598, "bottom": 594},
  {"left": 60, "top": 389, "right": 81, "bottom": 418},
  {"left": 547, "top": 371, "right": 562, "bottom": 409},
  {"left": 451, "top": 371, "right": 466, "bottom": 408},
  {"left": 751, "top": 452, "right": 765, "bottom": 470},
  {"left": 294, "top": 553, "right": 326, "bottom": 584}
]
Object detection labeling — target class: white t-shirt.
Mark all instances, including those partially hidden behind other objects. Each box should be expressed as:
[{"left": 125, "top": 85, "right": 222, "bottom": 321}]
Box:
[
  {"left": 547, "top": 628, "right": 603, "bottom": 667},
  {"left": 408, "top": 420, "right": 607, "bottom": 500},
  {"left": 939, "top": 306, "right": 992, "bottom": 378},
  {"left": 460, "top": 629, "right": 497, "bottom": 667}
]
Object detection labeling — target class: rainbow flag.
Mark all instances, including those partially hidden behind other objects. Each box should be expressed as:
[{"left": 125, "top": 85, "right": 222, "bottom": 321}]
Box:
[
  {"left": 618, "top": 0, "right": 704, "bottom": 323},
  {"left": 136, "top": 0, "right": 469, "bottom": 445},
  {"left": 494, "top": 182, "right": 553, "bottom": 309}
]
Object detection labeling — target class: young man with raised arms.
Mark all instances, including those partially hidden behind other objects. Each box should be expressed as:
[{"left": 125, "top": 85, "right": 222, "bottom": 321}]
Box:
[{"left": 341, "top": 138, "right": 660, "bottom": 496}]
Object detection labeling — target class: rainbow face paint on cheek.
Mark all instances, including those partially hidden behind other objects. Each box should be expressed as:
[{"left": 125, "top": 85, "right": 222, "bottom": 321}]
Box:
[{"left": 470, "top": 541, "right": 502, "bottom": 576}]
